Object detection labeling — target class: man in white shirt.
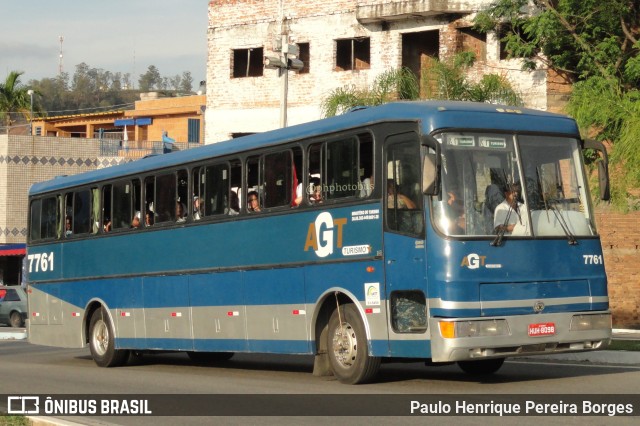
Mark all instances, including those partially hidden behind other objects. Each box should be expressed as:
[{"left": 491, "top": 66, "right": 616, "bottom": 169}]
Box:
[{"left": 494, "top": 183, "right": 530, "bottom": 236}]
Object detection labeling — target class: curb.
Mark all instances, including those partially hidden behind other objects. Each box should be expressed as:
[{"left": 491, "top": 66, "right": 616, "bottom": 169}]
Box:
[
  {"left": 0, "top": 330, "right": 27, "bottom": 340},
  {"left": 525, "top": 349, "right": 640, "bottom": 365}
]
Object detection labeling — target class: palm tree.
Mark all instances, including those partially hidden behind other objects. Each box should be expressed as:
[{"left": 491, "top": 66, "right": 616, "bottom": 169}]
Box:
[
  {"left": 321, "top": 53, "right": 523, "bottom": 117},
  {"left": 0, "top": 71, "right": 34, "bottom": 134}
]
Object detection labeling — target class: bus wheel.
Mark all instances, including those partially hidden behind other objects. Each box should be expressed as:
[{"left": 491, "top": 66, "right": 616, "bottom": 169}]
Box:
[
  {"left": 89, "top": 308, "right": 129, "bottom": 368},
  {"left": 457, "top": 358, "right": 505, "bottom": 375},
  {"left": 187, "top": 352, "right": 234, "bottom": 363},
  {"left": 327, "top": 303, "right": 380, "bottom": 384},
  {"left": 9, "top": 311, "right": 24, "bottom": 328}
]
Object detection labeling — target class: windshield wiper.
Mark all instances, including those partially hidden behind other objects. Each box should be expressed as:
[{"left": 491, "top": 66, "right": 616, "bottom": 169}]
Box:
[
  {"left": 490, "top": 203, "right": 514, "bottom": 247},
  {"left": 548, "top": 203, "right": 577, "bottom": 245},
  {"left": 536, "top": 168, "right": 576, "bottom": 245}
]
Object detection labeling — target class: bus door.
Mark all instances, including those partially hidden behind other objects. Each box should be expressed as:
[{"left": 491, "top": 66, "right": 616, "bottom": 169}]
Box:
[{"left": 383, "top": 133, "right": 429, "bottom": 357}]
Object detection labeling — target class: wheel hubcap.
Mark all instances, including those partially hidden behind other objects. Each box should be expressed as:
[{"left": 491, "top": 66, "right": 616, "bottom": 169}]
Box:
[
  {"left": 332, "top": 321, "right": 357, "bottom": 368},
  {"left": 92, "top": 319, "right": 109, "bottom": 356}
]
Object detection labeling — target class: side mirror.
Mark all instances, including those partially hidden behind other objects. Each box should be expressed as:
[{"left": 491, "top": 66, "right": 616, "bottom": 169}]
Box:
[
  {"left": 422, "top": 153, "right": 438, "bottom": 195},
  {"left": 583, "top": 139, "right": 610, "bottom": 201}
]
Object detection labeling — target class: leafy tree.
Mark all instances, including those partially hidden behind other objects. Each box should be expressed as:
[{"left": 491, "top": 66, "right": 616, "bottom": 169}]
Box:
[
  {"left": 138, "top": 65, "right": 162, "bottom": 91},
  {"left": 180, "top": 71, "right": 193, "bottom": 93},
  {"left": 474, "top": 0, "right": 640, "bottom": 210},
  {"left": 321, "top": 67, "right": 419, "bottom": 117},
  {"left": 0, "top": 71, "right": 35, "bottom": 134},
  {"left": 321, "top": 53, "right": 522, "bottom": 117}
]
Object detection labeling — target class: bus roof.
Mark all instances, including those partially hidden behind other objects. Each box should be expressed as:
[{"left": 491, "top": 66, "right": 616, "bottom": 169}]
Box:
[{"left": 29, "top": 101, "right": 579, "bottom": 196}]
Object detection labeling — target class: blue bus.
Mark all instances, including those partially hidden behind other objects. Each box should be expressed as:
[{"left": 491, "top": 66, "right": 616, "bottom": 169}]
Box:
[{"left": 27, "top": 101, "right": 611, "bottom": 384}]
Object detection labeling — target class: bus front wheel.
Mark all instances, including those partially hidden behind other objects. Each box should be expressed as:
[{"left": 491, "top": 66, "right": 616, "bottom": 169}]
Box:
[
  {"left": 89, "top": 308, "right": 129, "bottom": 368},
  {"left": 457, "top": 358, "right": 505, "bottom": 375},
  {"left": 327, "top": 303, "right": 380, "bottom": 384}
]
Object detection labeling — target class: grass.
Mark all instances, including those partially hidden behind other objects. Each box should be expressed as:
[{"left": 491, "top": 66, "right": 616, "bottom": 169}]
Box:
[
  {"left": 608, "top": 340, "right": 640, "bottom": 351},
  {"left": 0, "top": 415, "right": 29, "bottom": 426}
]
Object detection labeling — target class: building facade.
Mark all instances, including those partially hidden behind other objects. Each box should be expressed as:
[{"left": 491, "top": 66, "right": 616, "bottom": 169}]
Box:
[
  {"left": 32, "top": 94, "right": 206, "bottom": 145},
  {"left": 205, "top": 0, "right": 569, "bottom": 143}
]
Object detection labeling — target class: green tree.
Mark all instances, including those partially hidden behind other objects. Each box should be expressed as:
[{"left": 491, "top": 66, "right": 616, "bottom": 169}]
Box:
[
  {"left": 138, "top": 65, "right": 162, "bottom": 91},
  {"left": 0, "top": 71, "right": 35, "bottom": 134},
  {"left": 321, "top": 53, "right": 522, "bottom": 117},
  {"left": 474, "top": 0, "right": 640, "bottom": 209},
  {"left": 321, "top": 67, "right": 419, "bottom": 117},
  {"left": 180, "top": 71, "right": 193, "bottom": 93}
]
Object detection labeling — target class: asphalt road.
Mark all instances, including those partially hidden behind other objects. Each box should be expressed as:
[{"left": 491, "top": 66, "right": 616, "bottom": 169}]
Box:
[{"left": 1, "top": 340, "right": 639, "bottom": 426}]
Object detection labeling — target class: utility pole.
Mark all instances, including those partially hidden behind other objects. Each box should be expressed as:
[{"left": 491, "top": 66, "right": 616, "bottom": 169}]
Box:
[{"left": 264, "top": 34, "right": 304, "bottom": 128}]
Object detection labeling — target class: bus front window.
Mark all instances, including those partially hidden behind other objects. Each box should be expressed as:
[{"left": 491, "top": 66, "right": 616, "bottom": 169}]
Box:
[
  {"left": 431, "top": 132, "right": 596, "bottom": 239},
  {"left": 519, "top": 135, "right": 596, "bottom": 237}
]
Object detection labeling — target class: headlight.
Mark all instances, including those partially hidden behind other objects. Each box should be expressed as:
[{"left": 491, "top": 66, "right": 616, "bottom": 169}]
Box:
[
  {"left": 570, "top": 314, "right": 611, "bottom": 331},
  {"left": 439, "top": 319, "right": 509, "bottom": 338}
]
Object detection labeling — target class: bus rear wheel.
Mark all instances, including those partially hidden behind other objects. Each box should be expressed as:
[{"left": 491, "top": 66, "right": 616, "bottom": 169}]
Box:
[
  {"left": 89, "top": 308, "right": 129, "bottom": 367},
  {"left": 327, "top": 303, "right": 380, "bottom": 384},
  {"left": 457, "top": 358, "right": 505, "bottom": 375}
]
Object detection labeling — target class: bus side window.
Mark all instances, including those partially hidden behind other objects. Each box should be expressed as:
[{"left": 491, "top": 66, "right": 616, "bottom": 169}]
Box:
[
  {"left": 102, "top": 185, "right": 112, "bottom": 233},
  {"left": 112, "top": 180, "right": 138, "bottom": 231},
  {"left": 155, "top": 172, "right": 177, "bottom": 223},
  {"left": 246, "top": 156, "right": 261, "bottom": 212},
  {"left": 386, "top": 138, "right": 424, "bottom": 235},
  {"left": 192, "top": 167, "right": 204, "bottom": 220},
  {"left": 204, "top": 163, "right": 229, "bottom": 216},
  {"left": 358, "top": 133, "right": 374, "bottom": 198},
  {"left": 144, "top": 176, "right": 155, "bottom": 227},
  {"left": 264, "top": 150, "right": 295, "bottom": 209},
  {"left": 308, "top": 143, "right": 323, "bottom": 204},
  {"left": 176, "top": 170, "right": 188, "bottom": 223},
  {"left": 29, "top": 199, "right": 42, "bottom": 241}
]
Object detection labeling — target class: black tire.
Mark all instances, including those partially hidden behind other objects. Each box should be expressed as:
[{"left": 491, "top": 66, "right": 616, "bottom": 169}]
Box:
[
  {"left": 88, "top": 308, "right": 129, "bottom": 367},
  {"left": 327, "top": 303, "right": 380, "bottom": 384},
  {"left": 187, "top": 351, "right": 234, "bottom": 363},
  {"left": 9, "top": 311, "right": 24, "bottom": 328},
  {"left": 457, "top": 358, "right": 505, "bottom": 375}
]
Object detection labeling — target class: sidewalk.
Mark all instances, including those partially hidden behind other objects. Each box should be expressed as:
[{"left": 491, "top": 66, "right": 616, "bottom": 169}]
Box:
[{"left": 0, "top": 326, "right": 27, "bottom": 340}]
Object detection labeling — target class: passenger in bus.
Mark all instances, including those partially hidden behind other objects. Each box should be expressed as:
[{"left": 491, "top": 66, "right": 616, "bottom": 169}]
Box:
[
  {"left": 387, "top": 180, "right": 416, "bottom": 209},
  {"left": 494, "top": 182, "right": 529, "bottom": 235},
  {"left": 65, "top": 216, "right": 72, "bottom": 237},
  {"left": 131, "top": 211, "right": 141, "bottom": 229},
  {"left": 447, "top": 191, "right": 465, "bottom": 234},
  {"left": 145, "top": 211, "right": 154, "bottom": 226},
  {"left": 309, "top": 177, "right": 323, "bottom": 203},
  {"left": 247, "top": 191, "right": 261, "bottom": 212},
  {"left": 293, "top": 182, "right": 303, "bottom": 206},
  {"left": 360, "top": 174, "right": 373, "bottom": 197},
  {"left": 193, "top": 196, "right": 202, "bottom": 220},
  {"left": 176, "top": 202, "right": 187, "bottom": 223},
  {"left": 103, "top": 218, "right": 112, "bottom": 233},
  {"left": 227, "top": 191, "right": 240, "bottom": 215}
]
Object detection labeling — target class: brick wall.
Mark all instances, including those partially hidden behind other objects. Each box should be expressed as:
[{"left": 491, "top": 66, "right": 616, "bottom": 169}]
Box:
[{"left": 596, "top": 208, "right": 640, "bottom": 328}]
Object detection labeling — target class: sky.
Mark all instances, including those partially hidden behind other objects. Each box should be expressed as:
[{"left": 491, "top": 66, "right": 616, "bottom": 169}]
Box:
[{"left": 0, "top": 0, "right": 208, "bottom": 85}]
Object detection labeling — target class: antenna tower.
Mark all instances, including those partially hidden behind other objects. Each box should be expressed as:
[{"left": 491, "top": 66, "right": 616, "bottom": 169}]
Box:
[{"left": 58, "top": 35, "right": 64, "bottom": 75}]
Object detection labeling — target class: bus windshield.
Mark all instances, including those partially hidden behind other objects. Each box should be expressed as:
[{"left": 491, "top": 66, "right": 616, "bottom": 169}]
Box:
[{"left": 431, "top": 132, "right": 596, "bottom": 238}]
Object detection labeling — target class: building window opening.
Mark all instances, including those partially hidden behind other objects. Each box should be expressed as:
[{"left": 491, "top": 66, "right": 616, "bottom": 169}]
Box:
[
  {"left": 335, "top": 38, "right": 370, "bottom": 71},
  {"left": 232, "top": 47, "right": 264, "bottom": 78},
  {"left": 297, "top": 42, "right": 310, "bottom": 74}
]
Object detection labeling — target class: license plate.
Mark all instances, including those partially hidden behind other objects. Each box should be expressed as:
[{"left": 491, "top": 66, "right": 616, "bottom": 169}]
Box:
[{"left": 528, "top": 322, "right": 556, "bottom": 337}]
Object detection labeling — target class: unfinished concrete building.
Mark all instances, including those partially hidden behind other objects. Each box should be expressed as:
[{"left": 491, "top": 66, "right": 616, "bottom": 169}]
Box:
[{"left": 205, "top": 0, "right": 569, "bottom": 143}]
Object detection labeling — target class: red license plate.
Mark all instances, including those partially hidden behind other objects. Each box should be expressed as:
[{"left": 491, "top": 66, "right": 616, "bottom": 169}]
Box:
[{"left": 528, "top": 322, "right": 556, "bottom": 337}]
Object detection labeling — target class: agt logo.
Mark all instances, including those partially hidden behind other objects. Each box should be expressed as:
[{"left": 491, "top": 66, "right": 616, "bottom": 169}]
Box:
[
  {"left": 304, "top": 212, "right": 347, "bottom": 258},
  {"left": 460, "top": 253, "right": 487, "bottom": 269}
]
